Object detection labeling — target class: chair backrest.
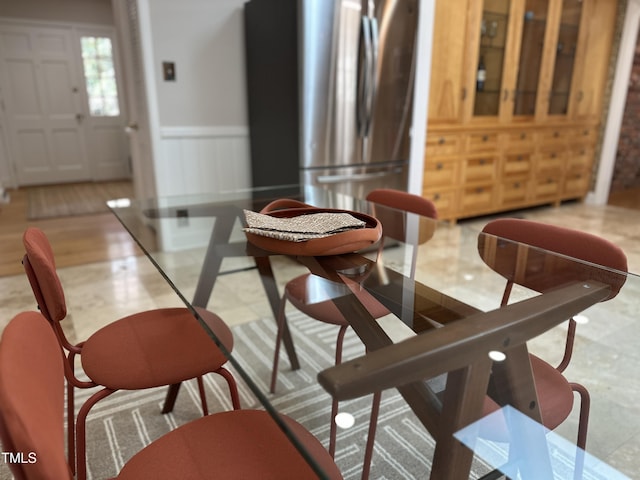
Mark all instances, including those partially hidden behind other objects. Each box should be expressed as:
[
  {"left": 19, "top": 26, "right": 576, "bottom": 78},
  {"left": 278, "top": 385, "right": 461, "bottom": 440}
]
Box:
[
  {"left": 365, "top": 189, "right": 438, "bottom": 245},
  {"left": 479, "top": 218, "right": 628, "bottom": 302},
  {"left": 0, "top": 311, "right": 72, "bottom": 480},
  {"left": 22, "top": 227, "right": 67, "bottom": 323}
]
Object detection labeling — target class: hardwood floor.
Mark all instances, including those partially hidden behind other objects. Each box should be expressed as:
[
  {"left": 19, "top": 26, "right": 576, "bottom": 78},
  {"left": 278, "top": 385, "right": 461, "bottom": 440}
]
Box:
[
  {"left": 0, "top": 186, "right": 144, "bottom": 277},
  {"left": 608, "top": 186, "right": 640, "bottom": 210}
]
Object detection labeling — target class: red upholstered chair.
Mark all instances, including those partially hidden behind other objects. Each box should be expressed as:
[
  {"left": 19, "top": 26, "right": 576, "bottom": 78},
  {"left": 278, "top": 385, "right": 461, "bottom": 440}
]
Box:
[
  {"left": 478, "top": 218, "right": 628, "bottom": 453},
  {"left": 0, "top": 311, "right": 343, "bottom": 480},
  {"left": 21, "top": 227, "right": 241, "bottom": 480},
  {"left": 270, "top": 188, "right": 437, "bottom": 476}
]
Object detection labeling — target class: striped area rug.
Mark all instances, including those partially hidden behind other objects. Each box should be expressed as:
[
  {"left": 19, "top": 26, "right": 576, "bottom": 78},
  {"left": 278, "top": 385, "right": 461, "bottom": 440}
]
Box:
[
  {"left": 75, "top": 312, "right": 492, "bottom": 479},
  {"left": 27, "top": 181, "right": 133, "bottom": 220}
]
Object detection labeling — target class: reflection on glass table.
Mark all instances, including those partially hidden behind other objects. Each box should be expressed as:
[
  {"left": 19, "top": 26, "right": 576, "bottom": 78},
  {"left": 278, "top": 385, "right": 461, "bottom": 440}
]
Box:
[{"left": 108, "top": 185, "right": 638, "bottom": 480}]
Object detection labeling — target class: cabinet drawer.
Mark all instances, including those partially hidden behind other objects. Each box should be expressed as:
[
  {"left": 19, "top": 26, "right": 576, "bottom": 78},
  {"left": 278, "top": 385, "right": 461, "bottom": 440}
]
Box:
[
  {"left": 567, "top": 127, "right": 597, "bottom": 144},
  {"left": 500, "top": 179, "right": 530, "bottom": 205},
  {"left": 426, "top": 134, "right": 461, "bottom": 155},
  {"left": 539, "top": 129, "right": 566, "bottom": 145},
  {"left": 537, "top": 150, "right": 565, "bottom": 171},
  {"left": 534, "top": 176, "right": 561, "bottom": 198},
  {"left": 460, "top": 185, "right": 494, "bottom": 211},
  {"left": 563, "top": 171, "right": 591, "bottom": 196},
  {"left": 566, "top": 146, "right": 594, "bottom": 170},
  {"left": 423, "top": 189, "right": 457, "bottom": 216},
  {"left": 463, "top": 156, "right": 497, "bottom": 182},
  {"left": 467, "top": 132, "right": 499, "bottom": 152},
  {"left": 504, "top": 130, "right": 534, "bottom": 149},
  {"left": 503, "top": 153, "right": 532, "bottom": 176},
  {"left": 423, "top": 159, "right": 458, "bottom": 188}
]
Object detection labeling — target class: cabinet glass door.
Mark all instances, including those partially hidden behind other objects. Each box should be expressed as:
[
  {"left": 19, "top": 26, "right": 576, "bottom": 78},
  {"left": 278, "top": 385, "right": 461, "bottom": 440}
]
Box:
[
  {"left": 549, "top": 0, "right": 583, "bottom": 115},
  {"left": 514, "top": 0, "right": 549, "bottom": 116},
  {"left": 474, "top": 0, "right": 511, "bottom": 116}
]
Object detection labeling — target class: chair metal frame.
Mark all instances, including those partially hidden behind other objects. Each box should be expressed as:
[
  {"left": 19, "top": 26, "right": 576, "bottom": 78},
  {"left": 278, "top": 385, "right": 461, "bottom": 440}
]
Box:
[
  {"left": 479, "top": 217, "right": 628, "bottom": 454},
  {"left": 22, "top": 228, "right": 241, "bottom": 480}
]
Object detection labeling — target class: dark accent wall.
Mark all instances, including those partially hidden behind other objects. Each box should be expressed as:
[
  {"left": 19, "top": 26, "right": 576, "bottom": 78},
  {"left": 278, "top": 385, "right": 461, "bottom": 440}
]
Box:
[{"left": 612, "top": 27, "right": 640, "bottom": 192}]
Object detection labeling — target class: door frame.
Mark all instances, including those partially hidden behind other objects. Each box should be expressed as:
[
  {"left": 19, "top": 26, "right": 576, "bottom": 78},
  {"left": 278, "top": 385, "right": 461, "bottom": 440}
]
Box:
[{"left": 0, "top": 16, "right": 129, "bottom": 187}]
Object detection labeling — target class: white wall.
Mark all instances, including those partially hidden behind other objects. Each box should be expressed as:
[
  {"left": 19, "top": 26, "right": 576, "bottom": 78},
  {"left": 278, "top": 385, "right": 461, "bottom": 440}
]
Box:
[
  {"left": 147, "top": 0, "right": 248, "bottom": 127},
  {"left": 141, "top": 0, "right": 251, "bottom": 250},
  {"left": 0, "top": 0, "right": 113, "bottom": 25}
]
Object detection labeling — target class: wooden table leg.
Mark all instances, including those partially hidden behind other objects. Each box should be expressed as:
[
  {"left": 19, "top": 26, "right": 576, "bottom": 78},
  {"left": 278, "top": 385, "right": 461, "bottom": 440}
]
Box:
[
  {"left": 255, "top": 256, "right": 300, "bottom": 370},
  {"left": 430, "top": 357, "right": 492, "bottom": 480}
]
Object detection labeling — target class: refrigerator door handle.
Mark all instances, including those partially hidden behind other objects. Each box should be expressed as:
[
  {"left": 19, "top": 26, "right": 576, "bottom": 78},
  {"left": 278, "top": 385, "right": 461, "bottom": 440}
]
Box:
[
  {"left": 364, "top": 17, "right": 379, "bottom": 137},
  {"left": 357, "top": 16, "right": 372, "bottom": 138},
  {"left": 317, "top": 168, "right": 404, "bottom": 184}
]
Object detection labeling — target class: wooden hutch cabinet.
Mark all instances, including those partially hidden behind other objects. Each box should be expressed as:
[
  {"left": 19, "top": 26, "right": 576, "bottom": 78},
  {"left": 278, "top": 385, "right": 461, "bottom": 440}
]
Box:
[{"left": 423, "top": 0, "right": 617, "bottom": 221}]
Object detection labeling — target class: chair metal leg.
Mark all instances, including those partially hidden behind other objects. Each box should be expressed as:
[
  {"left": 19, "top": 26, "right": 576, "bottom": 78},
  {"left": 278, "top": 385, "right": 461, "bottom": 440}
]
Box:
[
  {"left": 75, "top": 388, "right": 116, "bottom": 480},
  {"left": 570, "top": 382, "right": 590, "bottom": 450},
  {"left": 329, "top": 397, "right": 339, "bottom": 458},
  {"left": 66, "top": 380, "right": 75, "bottom": 475},
  {"left": 334, "top": 325, "right": 348, "bottom": 365},
  {"left": 361, "top": 391, "right": 381, "bottom": 480},
  {"left": 570, "top": 382, "right": 590, "bottom": 480},
  {"left": 217, "top": 367, "right": 241, "bottom": 410},
  {"left": 270, "top": 296, "right": 289, "bottom": 393},
  {"left": 328, "top": 325, "right": 349, "bottom": 458},
  {"left": 196, "top": 376, "right": 209, "bottom": 416}
]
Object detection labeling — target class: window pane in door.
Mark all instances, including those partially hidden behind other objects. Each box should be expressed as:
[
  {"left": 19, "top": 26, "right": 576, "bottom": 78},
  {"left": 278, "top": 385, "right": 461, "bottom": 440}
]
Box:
[{"left": 80, "top": 36, "right": 120, "bottom": 116}]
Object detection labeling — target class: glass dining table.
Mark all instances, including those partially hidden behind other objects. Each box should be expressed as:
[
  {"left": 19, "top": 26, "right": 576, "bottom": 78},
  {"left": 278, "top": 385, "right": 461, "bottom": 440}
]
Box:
[{"left": 108, "top": 185, "right": 637, "bottom": 480}]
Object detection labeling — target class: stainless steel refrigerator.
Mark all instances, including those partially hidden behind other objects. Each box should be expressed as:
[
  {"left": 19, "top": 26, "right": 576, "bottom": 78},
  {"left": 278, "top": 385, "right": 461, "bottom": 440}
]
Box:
[{"left": 244, "top": 0, "right": 419, "bottom": 203}]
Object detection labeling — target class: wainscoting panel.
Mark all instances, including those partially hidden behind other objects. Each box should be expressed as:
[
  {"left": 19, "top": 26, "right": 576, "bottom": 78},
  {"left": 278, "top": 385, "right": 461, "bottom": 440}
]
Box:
[{"left": 156, "top": 126, "right": 251, "bottom": 251}]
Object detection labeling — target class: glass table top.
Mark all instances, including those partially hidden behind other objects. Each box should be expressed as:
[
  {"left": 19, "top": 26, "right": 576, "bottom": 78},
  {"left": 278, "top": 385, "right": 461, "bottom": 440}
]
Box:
[{"left": 108, "top": 185, "right": 639, "bottom": 479}]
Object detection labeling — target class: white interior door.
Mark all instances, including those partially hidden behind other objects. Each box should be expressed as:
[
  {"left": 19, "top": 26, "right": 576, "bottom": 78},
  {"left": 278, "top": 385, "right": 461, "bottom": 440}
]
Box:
[
  {"left": 76, "top": 27, "right": 130, "bottom": 181},
  {"left": 0, "top": 23, "right": 89, "bottom": 185}
]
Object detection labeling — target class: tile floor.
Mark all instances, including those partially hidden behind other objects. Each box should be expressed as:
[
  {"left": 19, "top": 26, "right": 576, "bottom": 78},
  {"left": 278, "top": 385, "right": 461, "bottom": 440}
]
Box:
[{"left": 1, "top": 200, "right": 639, "bottom": 478}]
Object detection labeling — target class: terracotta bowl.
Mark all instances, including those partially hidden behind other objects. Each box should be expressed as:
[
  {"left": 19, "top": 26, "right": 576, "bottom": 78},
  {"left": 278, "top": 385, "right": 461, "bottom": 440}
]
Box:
[{"left": 244, "top": 207, "right": 382, "bottom": 256}]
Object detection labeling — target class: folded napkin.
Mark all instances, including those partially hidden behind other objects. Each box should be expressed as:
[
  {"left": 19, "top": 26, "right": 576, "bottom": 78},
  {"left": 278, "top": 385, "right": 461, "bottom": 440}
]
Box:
[{"left": 244, "top": 209, "right": 366, "bottom": 242}]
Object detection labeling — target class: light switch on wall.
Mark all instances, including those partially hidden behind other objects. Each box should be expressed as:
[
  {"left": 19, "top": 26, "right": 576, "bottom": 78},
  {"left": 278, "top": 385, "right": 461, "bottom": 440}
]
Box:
[{"left": 163, "top": 62, "right": 176, "bottom": 81}]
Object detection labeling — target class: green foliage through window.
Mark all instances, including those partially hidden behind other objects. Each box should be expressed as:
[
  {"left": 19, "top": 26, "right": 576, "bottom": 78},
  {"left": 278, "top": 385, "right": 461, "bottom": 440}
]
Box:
[{"left": 81, "top": 36, "right": 120, "bottom": 116}]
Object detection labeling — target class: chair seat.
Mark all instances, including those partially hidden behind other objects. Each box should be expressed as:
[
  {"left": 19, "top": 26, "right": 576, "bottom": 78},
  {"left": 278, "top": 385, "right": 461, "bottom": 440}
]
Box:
[
  {"left": 117, "top": 410, "right": 343, "bottom": 479},
  {"left": 82, "top": 308, "right": 233, "bottom": 389},
  {"left": 479, "top": 354, "right": 574, "bottom": 443},
  {"left": 285, "top": 273, "right": 390, "bottom": 326},
  {"left": 530, "top": 354, "right": 574, "bottom": 431}
]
